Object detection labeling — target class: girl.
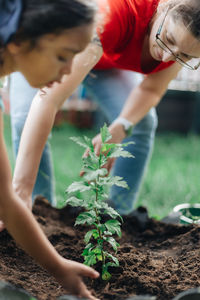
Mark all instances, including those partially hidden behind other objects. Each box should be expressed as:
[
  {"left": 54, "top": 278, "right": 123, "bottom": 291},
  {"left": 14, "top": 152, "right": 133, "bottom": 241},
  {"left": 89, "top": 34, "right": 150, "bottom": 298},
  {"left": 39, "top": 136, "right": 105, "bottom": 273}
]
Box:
[{"left": 0, "top": 0, "right": 99, "bottom": 299}]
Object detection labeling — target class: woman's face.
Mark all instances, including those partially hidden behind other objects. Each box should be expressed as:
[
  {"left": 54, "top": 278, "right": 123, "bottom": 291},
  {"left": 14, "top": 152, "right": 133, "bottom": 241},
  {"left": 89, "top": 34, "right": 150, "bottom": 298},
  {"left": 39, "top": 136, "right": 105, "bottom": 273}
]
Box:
[
  {"left": 7, "top": 23, "right": 94, "bottom": 88},
  {"left": 149, "top": 10, "right": 200, "bottom": 68}
]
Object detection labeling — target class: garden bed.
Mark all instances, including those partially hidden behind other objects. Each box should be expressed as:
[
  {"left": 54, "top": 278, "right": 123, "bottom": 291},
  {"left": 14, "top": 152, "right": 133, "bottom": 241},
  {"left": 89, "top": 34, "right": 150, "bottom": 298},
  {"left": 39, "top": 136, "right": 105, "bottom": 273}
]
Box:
[{"left": 0, "top": 197, "right": 200, "bottom": 300}]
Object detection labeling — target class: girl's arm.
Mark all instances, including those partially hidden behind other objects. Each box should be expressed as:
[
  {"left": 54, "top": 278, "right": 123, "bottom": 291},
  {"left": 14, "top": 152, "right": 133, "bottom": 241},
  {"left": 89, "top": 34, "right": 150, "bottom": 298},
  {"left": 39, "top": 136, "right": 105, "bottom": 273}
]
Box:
[
  {"left": 0, "top": 111, "right": 99, "bottom": 300},
  {"left": 12, "top": 42, "right": 102, "bottom": 206}
]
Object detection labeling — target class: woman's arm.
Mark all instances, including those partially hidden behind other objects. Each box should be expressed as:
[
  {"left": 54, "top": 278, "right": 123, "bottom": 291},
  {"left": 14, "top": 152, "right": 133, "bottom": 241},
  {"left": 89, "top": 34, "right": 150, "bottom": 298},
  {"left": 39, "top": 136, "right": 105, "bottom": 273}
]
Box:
[
  {"left": 12, "top": 42, "right": 102, "bottom": 206},
  {"left": 91, "top": 63, "right": 182, "bottom": 171},
  {"left": 0, "top": 111, "right": 99, "bottom": 299},
  {"left": 119, "top": 63, "right": 182, "bottom": 125}
]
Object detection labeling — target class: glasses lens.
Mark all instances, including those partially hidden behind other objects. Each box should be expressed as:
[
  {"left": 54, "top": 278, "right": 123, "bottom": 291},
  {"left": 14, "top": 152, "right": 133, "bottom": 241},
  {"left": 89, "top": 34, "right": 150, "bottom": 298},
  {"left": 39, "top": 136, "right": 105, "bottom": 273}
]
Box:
[
  {"left": 156, "top": 38, "right": 200, "bottom": 70},
  {"left": 156, "top": 38, "right": 172, "bottom": 54},
  {"left": 185, "top": 58, "right": 200, "bottom": 70},
  {"left": 175, "top": 57, "right": 200, "bottom": 70},
  {"left": 175, "top": 58, "right": 193, "bottom": 69}
]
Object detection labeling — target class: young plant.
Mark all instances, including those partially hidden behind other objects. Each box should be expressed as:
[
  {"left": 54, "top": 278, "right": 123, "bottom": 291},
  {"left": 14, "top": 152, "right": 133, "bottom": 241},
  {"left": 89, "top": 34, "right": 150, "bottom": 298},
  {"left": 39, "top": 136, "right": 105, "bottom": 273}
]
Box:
[{"left": 65, "top": 124, "right": 134, "bottom": 280}]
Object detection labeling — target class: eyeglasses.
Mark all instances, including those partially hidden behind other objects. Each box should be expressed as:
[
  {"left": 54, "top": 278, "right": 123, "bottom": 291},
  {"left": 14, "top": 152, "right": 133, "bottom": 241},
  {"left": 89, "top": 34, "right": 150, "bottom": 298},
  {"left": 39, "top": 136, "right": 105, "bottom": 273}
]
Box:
[{"left": 155, "top": 7, "right": 200, "bottom": 70}]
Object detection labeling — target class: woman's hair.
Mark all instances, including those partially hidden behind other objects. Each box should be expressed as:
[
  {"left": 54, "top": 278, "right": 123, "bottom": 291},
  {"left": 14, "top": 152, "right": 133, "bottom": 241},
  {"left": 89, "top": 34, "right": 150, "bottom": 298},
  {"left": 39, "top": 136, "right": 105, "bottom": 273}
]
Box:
[
  {"left": 158, "top": 0, "right": 200, "bottom": 40},
  {"left": 10, "top": 0, "right": 97, "bottom": 46},
  {"left": 171, "top": 0, "right": 200, "bottom": 40}
]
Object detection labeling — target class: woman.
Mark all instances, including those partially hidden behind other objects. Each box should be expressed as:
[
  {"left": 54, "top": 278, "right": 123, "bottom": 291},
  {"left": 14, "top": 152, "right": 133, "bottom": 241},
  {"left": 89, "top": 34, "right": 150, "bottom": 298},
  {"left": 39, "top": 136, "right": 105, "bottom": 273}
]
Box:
[
  {"left": 0, "top": 0, "right": 100, "bottom": 299},
  {"left": 13, "top": 0, "right": 200, "bottom": 218}
]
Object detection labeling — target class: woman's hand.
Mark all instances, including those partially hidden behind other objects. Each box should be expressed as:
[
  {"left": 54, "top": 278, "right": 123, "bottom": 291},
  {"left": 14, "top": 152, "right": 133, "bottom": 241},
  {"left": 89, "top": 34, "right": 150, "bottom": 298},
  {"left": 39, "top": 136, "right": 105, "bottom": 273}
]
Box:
[
  {"left": 53, "top": 258, "right": 100, "bottom": 300},
  {"left": 81, "top": 122, "right": 126, "bottom": 175}
]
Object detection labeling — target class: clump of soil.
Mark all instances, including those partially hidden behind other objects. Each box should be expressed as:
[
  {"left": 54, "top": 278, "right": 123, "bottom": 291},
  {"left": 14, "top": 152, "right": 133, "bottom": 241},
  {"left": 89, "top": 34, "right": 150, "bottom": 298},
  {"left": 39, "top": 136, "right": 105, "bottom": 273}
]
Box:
[{"left": 0, "top": 197, "right": 200, "bottom": 300}]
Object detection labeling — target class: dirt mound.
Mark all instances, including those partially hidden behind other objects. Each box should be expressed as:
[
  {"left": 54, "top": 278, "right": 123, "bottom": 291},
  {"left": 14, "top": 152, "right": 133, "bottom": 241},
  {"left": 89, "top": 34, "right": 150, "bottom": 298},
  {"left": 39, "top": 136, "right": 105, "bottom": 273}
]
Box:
[{"left": 0, "top": 197, "right": 199, "bottom": 300}]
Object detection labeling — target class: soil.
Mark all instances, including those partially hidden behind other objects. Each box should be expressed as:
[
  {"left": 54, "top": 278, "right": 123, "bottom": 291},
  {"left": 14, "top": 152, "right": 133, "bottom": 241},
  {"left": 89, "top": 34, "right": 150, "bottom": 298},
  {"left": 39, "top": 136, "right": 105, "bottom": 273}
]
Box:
[{"left": 0, "top": 197, "right": 200, "bottom": 300}]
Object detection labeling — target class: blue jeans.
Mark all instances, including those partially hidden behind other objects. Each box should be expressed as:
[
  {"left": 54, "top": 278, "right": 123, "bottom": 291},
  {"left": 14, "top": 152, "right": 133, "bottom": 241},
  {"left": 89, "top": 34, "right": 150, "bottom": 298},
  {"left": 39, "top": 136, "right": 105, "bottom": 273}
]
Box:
[
  {"left": 10, "top": 69, "right": 157, "bottom": 215},
  {"left": 10, "top": 72, "right": 56, "bottom": 206}
]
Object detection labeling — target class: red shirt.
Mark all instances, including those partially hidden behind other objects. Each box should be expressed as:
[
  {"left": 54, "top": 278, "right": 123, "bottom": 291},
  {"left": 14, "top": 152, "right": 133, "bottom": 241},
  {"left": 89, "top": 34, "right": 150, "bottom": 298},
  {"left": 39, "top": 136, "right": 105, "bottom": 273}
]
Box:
[{"left": 95, "top": 0, "right": 174, "bottom": 74}]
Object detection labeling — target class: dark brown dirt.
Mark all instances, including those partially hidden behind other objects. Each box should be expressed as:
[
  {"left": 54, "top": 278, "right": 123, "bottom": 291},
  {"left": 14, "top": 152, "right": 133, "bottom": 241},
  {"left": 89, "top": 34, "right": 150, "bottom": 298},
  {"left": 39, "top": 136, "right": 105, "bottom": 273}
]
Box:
[{"left": 0, "top": 197, "right": 200, "bottom": 300}]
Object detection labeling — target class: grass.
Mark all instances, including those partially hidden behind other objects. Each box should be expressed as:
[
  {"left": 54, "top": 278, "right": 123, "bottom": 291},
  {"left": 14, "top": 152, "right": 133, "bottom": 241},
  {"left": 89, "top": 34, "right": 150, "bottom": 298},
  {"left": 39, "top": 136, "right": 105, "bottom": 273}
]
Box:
[
  {"left": 3, "top": 114, "right": 200, "bottom": 219},
  {"left": 50, "top": 123, "right": 97, "bottom": 207},
  {"left": 138, "top": 133, "right": 200, "bottom": 218}
]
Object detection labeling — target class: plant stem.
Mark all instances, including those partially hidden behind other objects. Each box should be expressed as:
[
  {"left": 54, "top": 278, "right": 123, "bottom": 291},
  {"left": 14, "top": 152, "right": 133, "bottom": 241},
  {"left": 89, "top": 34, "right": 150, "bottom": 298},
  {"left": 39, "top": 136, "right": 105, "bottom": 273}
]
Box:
[{"left": 94, "top": 178, "right": 106, "bottom": 266}]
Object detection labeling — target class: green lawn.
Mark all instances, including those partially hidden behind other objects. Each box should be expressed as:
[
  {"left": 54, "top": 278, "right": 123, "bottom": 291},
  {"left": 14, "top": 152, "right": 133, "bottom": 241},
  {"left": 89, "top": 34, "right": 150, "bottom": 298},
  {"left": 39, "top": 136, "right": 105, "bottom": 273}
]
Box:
[
  {"left": 3, "top": 114, "right": 200, "bottom": 219},
  {"left": 138, "top": 133, "right": 200, "bottom": 218}
]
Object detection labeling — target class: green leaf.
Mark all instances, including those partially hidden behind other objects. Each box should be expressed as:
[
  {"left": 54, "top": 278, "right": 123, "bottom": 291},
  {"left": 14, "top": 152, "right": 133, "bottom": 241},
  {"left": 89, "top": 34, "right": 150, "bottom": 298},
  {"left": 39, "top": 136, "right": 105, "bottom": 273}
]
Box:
[
  {"left": 84, "top": 168, "right": 108, "bottom": 181},
  {"left": 97, "top": 255, "right": 103, "bottom": 261},
  {"left": 102, "top": 263, "right": 112, "bottom": 280},
  {"left": 92, "top": 247, "right": 102, "bottom": 255},
  {"left": 100, "top": 124, "right": 112, "bottom": 143},
  {"left": 99, "top": 153, "right": 107, "bottom": 164},
  {"left": 105, "top": 252, "right": 119, "bottom": 266},
  {"left": 75, "top": 211, "right": 96, "bottom": 226},
  {"left": 93, "top": 247, "right": 103, "bottom": 261},
  {"left": 102, "top": 270, "right": 112, "bottom": 280},
  {"left": 83, "top": 153, "right": 99, "bottom": 169},
  {"left": 85, "top": 242, "right": 94, "bottom": 249},
  {"left": 106, "top": 262, "right": 119, "bottom": 269},
  {"left": 109, "top": 148, "right": 135, "bottom": 159},
  {"left": 84, "top": 253, "right": 97, "bottom": 266},
  {"left": 101, "top": 203, "right": 123, "bottom": 220},
  {"left": 96, "top": 223, "right": 106, "bottom": 234},
  {"left": 66, "top": 182, "right": 90, "bottom": 193},
  {"left": 105, "top": 220, "right": 122, "bottom": 237},
  {"left": 84, "top": 229, "right": 99, "bottom": 243},
  {"left": 121, "top": 141, "right": 135, "bottom": 147},
  {"left": 101, "top": 143, "right": 117, "bottom": 153},
  {"left": 84, "top": 230, "right": 94, "bottom": 244},
  {"left": 82, "top": 243, "right": 94, "bottom": 256},
  {"left": 104, "top": 237, "right": 119, "bottom": 251},
  {"left": 102, "top": 176, "right": 129, "bottom": 189},
  {"left": 83, "top": 136, "right": 95, "bottom": 152},
  {"left": 70, "top": 136, "right": 90, "bottom": 149},
  {"left": 65, "top": 196, "right": 85, "bottom": 207},
  {"left": 92, "top": 230, "right": 100, "bottom": 239},
  {"left": 104, "top": 231, "right": 112, "bottom": 236}
]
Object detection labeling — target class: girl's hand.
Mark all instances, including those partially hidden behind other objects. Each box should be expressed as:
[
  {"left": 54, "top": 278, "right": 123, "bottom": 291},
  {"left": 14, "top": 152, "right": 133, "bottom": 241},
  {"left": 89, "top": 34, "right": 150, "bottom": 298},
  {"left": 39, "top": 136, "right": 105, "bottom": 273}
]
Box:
[{"left": 54, "top": 258, "right": 100, "bottom": 300}]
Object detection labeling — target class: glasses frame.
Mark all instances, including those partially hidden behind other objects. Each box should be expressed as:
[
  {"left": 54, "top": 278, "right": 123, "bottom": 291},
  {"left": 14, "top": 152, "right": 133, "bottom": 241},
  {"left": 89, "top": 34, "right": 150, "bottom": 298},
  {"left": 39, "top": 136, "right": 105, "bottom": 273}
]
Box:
[{"left": 155, "top": 7, "right": 200, "bottom": 70}]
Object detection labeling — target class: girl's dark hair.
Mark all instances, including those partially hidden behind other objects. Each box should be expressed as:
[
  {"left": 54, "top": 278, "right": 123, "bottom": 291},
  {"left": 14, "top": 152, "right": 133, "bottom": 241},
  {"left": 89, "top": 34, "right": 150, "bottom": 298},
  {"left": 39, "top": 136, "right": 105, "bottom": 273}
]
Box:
[
  {"left": 171, "top": 0, "right": 200, "bottom": 40},
  {"left": 12, "top": 0, "right": 97, "bottom": 45}
]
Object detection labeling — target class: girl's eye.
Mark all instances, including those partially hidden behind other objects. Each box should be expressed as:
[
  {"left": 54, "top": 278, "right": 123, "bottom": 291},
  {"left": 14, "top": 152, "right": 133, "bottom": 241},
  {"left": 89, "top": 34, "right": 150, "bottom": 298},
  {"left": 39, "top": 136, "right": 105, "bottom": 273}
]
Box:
[{"left": 57, "top": 56, "right": 67, "bottom": 63}]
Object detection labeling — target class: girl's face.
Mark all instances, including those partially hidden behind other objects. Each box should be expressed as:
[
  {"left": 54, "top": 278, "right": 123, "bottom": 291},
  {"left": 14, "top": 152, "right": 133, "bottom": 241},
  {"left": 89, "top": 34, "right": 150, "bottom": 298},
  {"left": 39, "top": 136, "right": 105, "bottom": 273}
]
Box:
[
  {"left": 7, "top": 23, "right": 94, "bottom": 88},
  {"left": 149, "top": 10, "right": 200, "bottom": 68}
]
